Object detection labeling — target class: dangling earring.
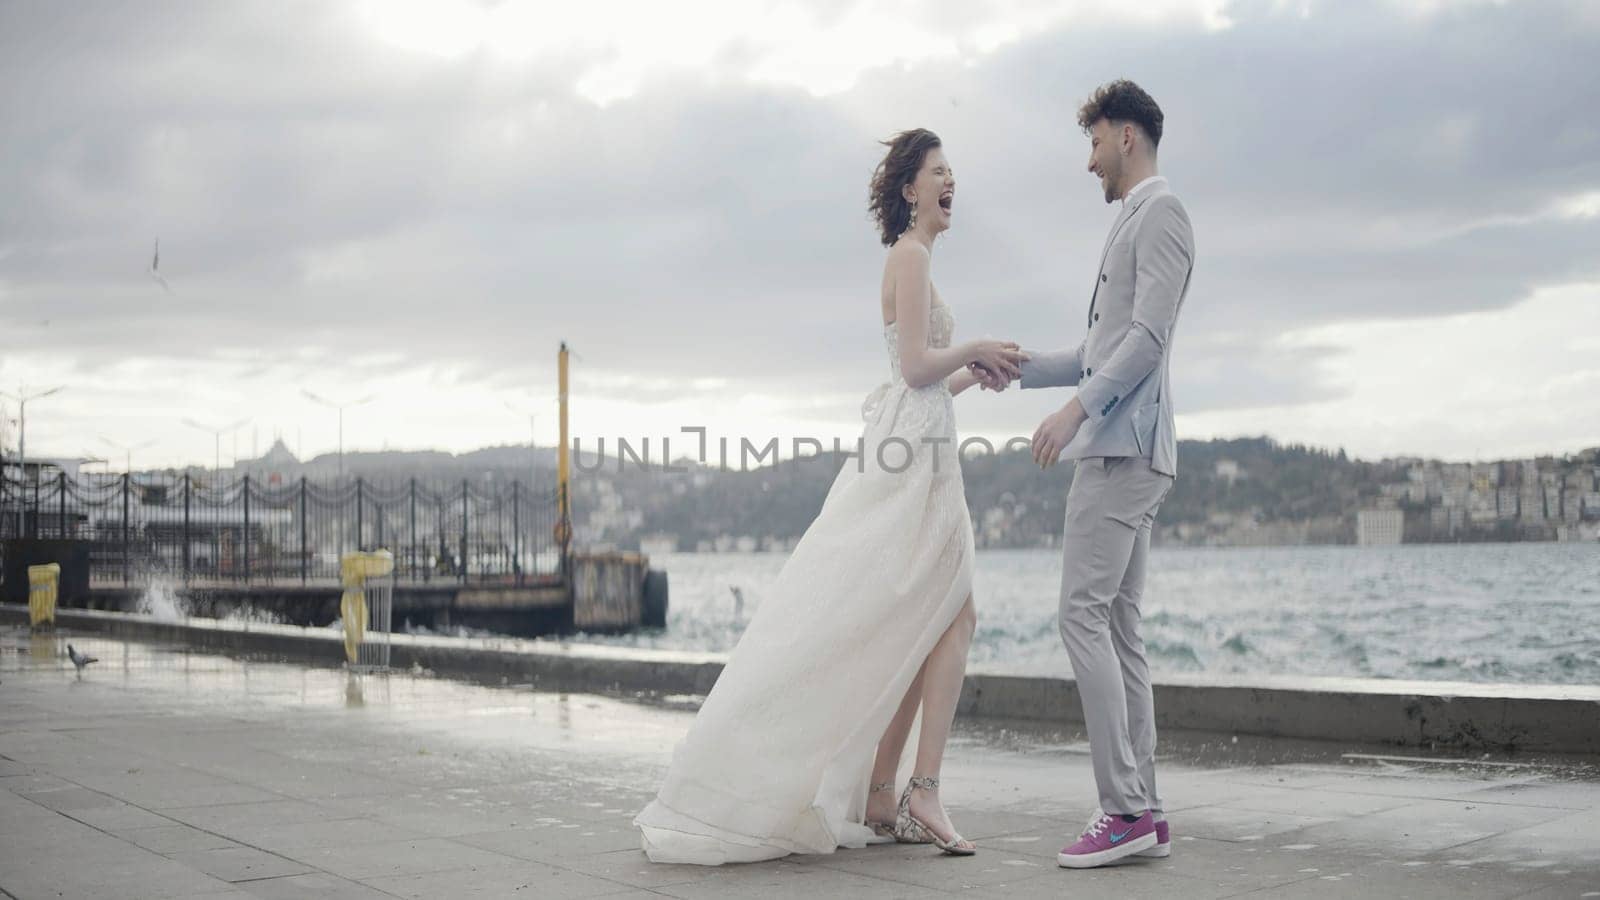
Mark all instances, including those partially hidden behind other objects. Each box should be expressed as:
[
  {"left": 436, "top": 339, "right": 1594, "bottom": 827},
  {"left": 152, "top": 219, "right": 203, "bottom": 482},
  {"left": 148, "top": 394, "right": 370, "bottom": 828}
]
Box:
[{"left": 907, "top": 200, "right": 918, "bottom": 230}]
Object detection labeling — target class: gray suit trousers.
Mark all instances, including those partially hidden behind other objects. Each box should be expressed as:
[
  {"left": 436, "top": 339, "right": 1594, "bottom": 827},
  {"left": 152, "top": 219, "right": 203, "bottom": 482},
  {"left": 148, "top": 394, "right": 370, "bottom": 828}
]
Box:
[{"left": 1058, "top": 456, "right": 1173, "bottom": 816}]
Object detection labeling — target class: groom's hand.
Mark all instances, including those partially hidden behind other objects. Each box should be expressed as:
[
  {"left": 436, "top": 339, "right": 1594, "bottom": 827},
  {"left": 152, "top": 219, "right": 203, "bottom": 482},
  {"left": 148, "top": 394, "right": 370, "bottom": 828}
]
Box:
[
  {"left": 1032, "top": 398, "right": 1087, "bottom": 468},
  {"left": 968, "top": 362, "right": 1011, "bottom": 391}
]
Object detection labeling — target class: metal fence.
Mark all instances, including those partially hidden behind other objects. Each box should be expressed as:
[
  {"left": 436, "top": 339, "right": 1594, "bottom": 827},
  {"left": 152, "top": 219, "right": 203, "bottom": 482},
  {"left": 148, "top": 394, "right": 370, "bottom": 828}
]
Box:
[{"left": 0, "top": 471, "right": 561, "bottom": 588}]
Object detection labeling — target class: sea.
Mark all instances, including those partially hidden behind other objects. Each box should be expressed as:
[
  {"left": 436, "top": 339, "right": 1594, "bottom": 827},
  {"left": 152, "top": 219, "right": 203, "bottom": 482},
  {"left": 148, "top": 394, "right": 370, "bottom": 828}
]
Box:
[{"left": 568, "top": 543, "right": 1600, "bottom": 686}]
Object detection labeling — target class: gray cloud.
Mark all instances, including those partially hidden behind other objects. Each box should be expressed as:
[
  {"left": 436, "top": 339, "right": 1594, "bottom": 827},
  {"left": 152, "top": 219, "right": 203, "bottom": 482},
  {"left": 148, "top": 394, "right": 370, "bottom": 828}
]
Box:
[{"left": 2, "top": 0, "right": 1597, "bottom": 443}]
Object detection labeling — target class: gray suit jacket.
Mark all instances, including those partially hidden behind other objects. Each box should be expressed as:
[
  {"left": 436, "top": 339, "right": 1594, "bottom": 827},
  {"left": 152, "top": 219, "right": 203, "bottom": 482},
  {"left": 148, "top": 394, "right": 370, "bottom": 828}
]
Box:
[{"left": 1020, "top": 179, "right": 1195, "bottom": 477}]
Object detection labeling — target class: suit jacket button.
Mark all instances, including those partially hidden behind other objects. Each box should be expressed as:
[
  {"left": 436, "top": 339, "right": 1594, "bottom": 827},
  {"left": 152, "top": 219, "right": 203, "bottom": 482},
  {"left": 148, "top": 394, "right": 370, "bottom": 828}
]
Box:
[
  {"left": 1093, "top": 313, "right": 1100, "bottom": 322},
  {"left": 1100, "top": 274, "right": 1108, "bottom": 282},
  {"left": 1085, "top": 368, "right": 1093, "bottom": 377}
]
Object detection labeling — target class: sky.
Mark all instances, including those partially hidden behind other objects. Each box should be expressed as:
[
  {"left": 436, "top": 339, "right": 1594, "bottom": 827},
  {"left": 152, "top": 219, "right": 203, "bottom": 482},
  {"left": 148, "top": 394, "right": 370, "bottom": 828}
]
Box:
[{"left": 1, "top": 0, "right": 1597, "bottom": 471}]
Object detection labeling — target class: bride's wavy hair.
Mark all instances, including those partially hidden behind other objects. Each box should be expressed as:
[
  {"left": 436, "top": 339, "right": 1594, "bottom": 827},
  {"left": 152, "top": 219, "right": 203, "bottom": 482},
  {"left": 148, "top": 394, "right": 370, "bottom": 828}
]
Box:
[{"left": 867, "top": 128, "right": 941, "bottom": 247}]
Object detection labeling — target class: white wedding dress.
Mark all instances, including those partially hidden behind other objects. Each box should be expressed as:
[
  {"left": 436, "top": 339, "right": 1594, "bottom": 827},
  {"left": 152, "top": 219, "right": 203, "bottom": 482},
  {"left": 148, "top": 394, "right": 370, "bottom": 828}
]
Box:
[{"left": 634, "top": 300, "right": 977, "bottom": 865}]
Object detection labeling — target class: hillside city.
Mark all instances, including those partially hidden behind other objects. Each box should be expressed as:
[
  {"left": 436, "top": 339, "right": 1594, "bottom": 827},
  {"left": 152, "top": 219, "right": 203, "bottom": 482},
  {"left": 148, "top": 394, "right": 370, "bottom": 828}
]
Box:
[
  {"left": 8, "top": 437, "right": 1597, "bottom": 552},
  {"left": 571, "top": 438, "right": 1600, "bottom": 551}
]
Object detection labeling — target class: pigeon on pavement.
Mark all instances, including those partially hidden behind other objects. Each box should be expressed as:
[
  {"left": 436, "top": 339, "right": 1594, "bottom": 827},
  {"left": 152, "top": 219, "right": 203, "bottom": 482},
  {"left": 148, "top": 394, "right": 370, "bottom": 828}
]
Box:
[{"left": 67, "top": 644, "right": 98, "bottom": 672}]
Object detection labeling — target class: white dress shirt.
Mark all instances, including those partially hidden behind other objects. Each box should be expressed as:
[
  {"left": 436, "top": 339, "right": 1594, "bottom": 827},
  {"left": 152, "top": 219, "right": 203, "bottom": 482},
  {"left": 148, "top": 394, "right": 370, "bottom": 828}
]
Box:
[{"left": 1122, "top": 175, "right": 1167, "bottom": 204}]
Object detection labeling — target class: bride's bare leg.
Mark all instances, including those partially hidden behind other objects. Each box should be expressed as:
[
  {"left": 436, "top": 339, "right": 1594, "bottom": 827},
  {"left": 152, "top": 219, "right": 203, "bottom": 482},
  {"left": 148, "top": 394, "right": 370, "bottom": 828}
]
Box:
[
  {"left": 907, "top": 595, "right": 978, "bottom": 845},
  {"left": 867, "top": 666, "right": 926, "bottom": 826}
]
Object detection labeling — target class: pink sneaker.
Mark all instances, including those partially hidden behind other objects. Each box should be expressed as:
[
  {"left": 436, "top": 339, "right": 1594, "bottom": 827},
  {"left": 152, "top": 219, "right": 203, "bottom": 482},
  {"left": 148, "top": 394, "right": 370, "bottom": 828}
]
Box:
[
  {"left": 1136, "top": 817, "right": 1170, "bottom": 858},
  {"left": 1058, "top": 811, "right": 1157, "bottom": 868}
]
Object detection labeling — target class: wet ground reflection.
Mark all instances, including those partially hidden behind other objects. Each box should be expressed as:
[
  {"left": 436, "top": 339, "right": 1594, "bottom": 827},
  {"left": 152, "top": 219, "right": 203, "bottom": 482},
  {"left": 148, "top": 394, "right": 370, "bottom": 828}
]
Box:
[{"left": 4, "top": 626, "right": 1595, "bottom": 785}]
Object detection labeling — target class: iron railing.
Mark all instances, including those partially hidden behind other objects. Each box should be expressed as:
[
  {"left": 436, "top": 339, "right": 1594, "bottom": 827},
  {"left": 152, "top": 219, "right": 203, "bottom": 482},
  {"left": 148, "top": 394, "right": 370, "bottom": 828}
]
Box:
[{"left": 0, "top": 470, "right": 560, "bottom": 589}]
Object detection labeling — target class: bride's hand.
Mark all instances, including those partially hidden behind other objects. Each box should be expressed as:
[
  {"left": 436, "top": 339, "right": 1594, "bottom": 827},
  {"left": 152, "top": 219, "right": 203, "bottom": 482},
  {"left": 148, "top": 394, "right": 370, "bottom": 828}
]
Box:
[
  {"left": 972, "top": 340, "right": 1027, "bottom": 382},
  {"left": 968, "top": 362, "right": 1010, "bottom": 391}
]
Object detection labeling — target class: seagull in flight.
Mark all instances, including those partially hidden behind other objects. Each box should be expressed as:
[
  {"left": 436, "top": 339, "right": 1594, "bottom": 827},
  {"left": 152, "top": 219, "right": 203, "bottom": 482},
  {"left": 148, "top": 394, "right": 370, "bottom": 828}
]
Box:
[{"left": 149, "top": 238, "right": 171, "bottom": 293}]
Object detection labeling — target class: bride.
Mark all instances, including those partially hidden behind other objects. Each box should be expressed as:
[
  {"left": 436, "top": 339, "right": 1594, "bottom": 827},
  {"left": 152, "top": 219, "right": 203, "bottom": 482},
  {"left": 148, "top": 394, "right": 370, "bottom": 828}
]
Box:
[{"left": 634, "top": 128, "right": 1027, "bottom": 865}]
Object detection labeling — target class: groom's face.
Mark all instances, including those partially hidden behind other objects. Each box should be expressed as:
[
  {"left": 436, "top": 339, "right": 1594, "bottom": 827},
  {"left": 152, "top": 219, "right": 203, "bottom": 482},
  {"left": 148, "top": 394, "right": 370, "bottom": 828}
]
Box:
[{"left": 1086, "top": 118, "right": 1123, "bottom": 204}]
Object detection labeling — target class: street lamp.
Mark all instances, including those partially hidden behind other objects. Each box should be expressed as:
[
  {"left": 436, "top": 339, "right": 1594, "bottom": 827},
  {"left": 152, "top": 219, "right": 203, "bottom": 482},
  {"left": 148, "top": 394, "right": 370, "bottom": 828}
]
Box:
[
  {"left": 301, "top": 390, "right": 374, "bottom": 482},
  {"left": 502, "top": 400, "right": 547, "bottom": 495},
  {"left": 100, "top": 435, "right": 157, "bottom": 475},
  {"left": 182, "top": 417, "right": 249, "bottom": 475},
  {"left": 503, "top": 395, "right": 556, "bottom": 581},
  {"left": 0, "top": 385, "right": 65, "bottom": 537},
  {"left": 77, "top": 454, "right": 111, "bottom": 477}
]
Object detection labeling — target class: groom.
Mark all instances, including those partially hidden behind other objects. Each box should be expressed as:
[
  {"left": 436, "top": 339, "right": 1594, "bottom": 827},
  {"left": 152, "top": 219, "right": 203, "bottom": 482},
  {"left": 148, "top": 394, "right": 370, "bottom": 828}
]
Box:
[{"left": 1021, "top": 79, "right": 1196, "bottom": 869}]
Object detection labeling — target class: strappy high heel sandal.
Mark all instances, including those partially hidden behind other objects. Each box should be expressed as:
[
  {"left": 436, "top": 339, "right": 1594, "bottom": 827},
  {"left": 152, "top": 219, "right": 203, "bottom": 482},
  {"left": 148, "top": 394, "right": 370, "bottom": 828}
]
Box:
[
  {"left": 864, "top": 781, "right": 900, "bottom": 844},
  {"left": 886, "top": 781, "right": 931, "bottom": 845},
  {"left": 864, "top": 778, "right": 902, "bottom": 839},
  {"left": 895, "top": 776, "right": 976, "bottom": 856}
]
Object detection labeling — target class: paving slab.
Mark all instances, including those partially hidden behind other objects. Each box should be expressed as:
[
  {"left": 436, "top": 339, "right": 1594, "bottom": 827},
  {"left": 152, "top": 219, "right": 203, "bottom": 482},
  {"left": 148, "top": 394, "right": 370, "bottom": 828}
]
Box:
[
  {"left": 115, "top": 822, "right": 251, "bottom": 854},
  {"left": 233, "top": 872, "right": 398, "bottom": 900},
  {"left": 362, "top": 858, "right": 628, "bottom": 899},
  {"left": 2, "top": 629, "right": 1598, "bottom": 900},
  {"left": 165, "top": 845, "right": 317, "bottom": 882}
]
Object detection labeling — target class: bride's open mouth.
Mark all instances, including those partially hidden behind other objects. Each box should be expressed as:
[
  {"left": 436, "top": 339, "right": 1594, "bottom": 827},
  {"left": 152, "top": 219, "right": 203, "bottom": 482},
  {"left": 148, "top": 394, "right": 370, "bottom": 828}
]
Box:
[{"left": 938, "top": 193, "right": 953, "bottom": 213}]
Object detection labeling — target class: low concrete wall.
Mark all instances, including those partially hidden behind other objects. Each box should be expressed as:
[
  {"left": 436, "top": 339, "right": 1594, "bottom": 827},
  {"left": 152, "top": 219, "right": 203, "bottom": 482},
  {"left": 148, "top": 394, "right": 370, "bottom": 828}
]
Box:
[
  {"left": 957, "top": 673, "right": 1600, "bottom": 756},
  {"left": 7, "top": 603, "right": 1598, "bottom": 755}
]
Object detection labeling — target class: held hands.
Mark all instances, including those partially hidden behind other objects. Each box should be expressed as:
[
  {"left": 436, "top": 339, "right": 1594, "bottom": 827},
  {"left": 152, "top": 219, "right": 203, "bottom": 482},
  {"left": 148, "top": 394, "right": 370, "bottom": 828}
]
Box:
[
  {"left": 968, "top": 362, "right": 1008, "bottom": 391},
  {"left": 1032, "top": 397, "right": 1087, "bottom": 468},
  {"left": 969, "top": 341, "right": 1028, "bottom": 392}
]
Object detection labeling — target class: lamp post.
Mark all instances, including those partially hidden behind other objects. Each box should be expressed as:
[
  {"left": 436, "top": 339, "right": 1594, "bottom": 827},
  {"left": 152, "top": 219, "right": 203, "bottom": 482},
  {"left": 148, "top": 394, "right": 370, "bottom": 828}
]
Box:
[
  {"left": 182, "top": 417, "right": 249, "bottom": 475},
  {"left": 78, "top": 454, "right": 111, "bottom": 477},
  {"left": 503, "top": 399, "right": 554, "bottom": 497},
  {"left": 302, "top": 390, "right": 373, "bottom": 558},
  {"left": 301, "top": 390, "right": 374, "bottom": 481},
  {"left": 0, "top": 385, "right": 65, "bottom": 537},
  {"left": 506, "top": 390, "right": 557, "bottom": 582},
  {"left": 100, "top": 435, "right": 157, "bottom": 475}
]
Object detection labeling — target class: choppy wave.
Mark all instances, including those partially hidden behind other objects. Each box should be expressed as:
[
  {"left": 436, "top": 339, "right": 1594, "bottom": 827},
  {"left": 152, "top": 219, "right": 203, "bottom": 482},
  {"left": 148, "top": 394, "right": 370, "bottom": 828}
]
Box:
[{"left": 567, "top": 543, "right": 1600, "bottom": 686}]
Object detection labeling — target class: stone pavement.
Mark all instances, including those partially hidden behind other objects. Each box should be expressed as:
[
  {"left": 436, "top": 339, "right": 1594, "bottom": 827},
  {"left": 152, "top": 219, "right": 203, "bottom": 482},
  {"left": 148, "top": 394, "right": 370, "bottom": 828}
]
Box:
[{"left": 2, "top": 629, "right": 1598, "bottom": 899}]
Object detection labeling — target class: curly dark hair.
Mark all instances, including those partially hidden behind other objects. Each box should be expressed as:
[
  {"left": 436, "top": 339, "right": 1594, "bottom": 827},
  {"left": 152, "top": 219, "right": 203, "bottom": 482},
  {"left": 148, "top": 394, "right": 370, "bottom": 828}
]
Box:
[
  {"left": 867, "top": 128, "right": 941, "bottom": 247},
  {"left": 1077, "top": 80, "right": 1163, "bottom": 149}
]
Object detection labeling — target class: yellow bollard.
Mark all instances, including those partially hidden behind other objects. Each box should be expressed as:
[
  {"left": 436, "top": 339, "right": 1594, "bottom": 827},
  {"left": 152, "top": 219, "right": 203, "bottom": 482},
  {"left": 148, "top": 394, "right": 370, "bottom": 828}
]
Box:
[
  {"left": 28, "top": 563, "right": 60, "bottom": 629},
  {"left": 339, "top": 550, "right": 394, "bottom": 665}
]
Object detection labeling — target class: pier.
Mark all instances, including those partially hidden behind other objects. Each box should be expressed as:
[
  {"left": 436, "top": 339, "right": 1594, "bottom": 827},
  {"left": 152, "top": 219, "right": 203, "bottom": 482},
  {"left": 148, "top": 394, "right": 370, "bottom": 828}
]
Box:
[
  {"left": 0, "top": 471, "right": 668, "bottom": 635},
  {"left": 1, "top": 343, "right": 668, "bottom": 636},
  {"left": 0, "top": 519, "right": 664, "bottom": 638}
]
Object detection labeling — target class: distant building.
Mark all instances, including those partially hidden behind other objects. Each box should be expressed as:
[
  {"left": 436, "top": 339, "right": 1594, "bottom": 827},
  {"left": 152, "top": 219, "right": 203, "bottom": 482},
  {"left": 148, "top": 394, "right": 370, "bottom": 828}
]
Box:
[
  {"left": 1496, "top": 486, "right": 1519, "bottom": 520},
  {"left": 1564, "top": 488, "right": 1585, "bottom": 523},
  {"left": 1467, "top": 489, "right": 1498, "bottom": 524},
  {"left": 1546, "top": 485, "right": 1565, "bottom": 520},
  {"left": 1215, "top": 459, "right": 1241, "bottom": 483},
  {"left": 1357, "top": 507, "right": 1405, "bottom": 545},
  {"left": 1557, "top": 522, "right": 1600, "bottom": 543},
  {"left": 1382, "top": 481, "right": 1425, "bottom": 503},
  {"left": 1520, "top": 484, "right": 1545, "bottom": 522}
]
